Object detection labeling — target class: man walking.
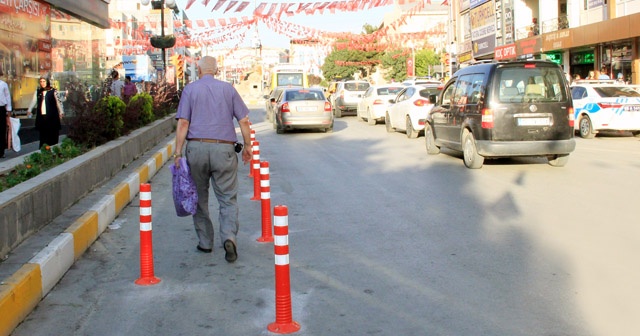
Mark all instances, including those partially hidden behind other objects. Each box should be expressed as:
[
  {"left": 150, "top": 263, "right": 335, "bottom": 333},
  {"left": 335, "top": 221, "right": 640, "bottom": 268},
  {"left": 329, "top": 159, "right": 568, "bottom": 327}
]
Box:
[
  {"left": 0, "top": 69, "right": 12, "bottom": 158},
  {"left": 173, "top": 56, "right": 252, "bottom": 263}
]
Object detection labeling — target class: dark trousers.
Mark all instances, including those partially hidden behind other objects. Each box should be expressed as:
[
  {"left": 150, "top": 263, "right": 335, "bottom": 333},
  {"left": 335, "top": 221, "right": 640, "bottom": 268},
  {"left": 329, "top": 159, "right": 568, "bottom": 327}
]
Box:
[
  {"left": 39, "top": 127, "right": 60, "bottom": 149},
  {"left": 1, "top": 106, "right": 6, "bottom": 156}
]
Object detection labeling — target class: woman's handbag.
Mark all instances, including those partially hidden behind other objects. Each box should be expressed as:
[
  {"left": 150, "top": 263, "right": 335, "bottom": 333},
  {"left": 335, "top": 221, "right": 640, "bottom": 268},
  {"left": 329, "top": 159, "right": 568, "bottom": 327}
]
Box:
[{"left": 169, "top": 157, "right": 198, "bottom": 217}]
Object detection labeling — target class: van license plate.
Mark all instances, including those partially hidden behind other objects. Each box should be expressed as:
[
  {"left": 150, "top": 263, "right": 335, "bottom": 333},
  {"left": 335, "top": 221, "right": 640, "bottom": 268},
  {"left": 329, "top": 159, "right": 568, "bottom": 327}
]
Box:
[
  {"left": 624, "top": 105, "right": 640, "bottom": 111},
  {"left": 297, "top": 106, "right": 317, "bottom": 112},
  {"left": 517, "top": 117, "right": 550, "bottom": 126}
]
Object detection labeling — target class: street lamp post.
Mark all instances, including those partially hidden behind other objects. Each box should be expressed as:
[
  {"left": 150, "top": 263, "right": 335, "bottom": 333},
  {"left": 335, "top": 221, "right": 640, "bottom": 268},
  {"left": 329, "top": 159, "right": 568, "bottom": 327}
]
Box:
[{"left": 141, "top": 0, "right": 177, "bottom": 71}]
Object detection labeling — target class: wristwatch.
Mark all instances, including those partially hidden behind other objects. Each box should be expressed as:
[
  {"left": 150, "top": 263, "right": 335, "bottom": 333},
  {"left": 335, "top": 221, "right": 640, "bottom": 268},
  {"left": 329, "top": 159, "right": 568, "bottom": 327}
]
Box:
[{"left": 173, "top": 153, "right": 182, "bottom": 158}]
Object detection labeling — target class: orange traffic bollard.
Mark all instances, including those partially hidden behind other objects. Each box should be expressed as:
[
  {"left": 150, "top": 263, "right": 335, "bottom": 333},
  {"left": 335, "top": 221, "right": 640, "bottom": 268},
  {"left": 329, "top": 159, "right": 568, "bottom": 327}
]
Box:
[
  {"left": 251, "top": 141, "right": 261, "bottom": 201},
  {"left": 267, "top": 205, "right": 300, "bottom": 334},
  {"left": 248, "top": 129, "right": 256, "bottom": 177},
  {"left": 257, "top": 161, "right": 273, "bottom": 242},
  {"left": 135, "top": 183, "right": 161, "bottom": 286}
]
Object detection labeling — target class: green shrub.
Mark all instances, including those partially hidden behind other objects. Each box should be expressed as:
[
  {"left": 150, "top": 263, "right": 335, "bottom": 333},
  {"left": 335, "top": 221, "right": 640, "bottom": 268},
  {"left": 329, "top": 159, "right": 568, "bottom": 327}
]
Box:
[
  {"left": 123, "top": 93, "right": 154, "bottom": 134},
  {"left": 0, "top": 139, "right": 88, "bottom": 192},
  {"left": 95, "top": 96, "right": 126, "bottom": 140}
]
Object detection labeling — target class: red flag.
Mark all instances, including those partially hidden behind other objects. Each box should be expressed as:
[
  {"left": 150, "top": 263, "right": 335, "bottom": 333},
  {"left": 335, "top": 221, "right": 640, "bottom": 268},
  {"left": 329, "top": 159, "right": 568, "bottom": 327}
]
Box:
[
  {"left": 224, "top": 1, "right": 238, "bottom": 13},
  {"left": 236, "top": 1, "right": 250, "bottom": 12},
  {"left": 185, "top": 0, "right": 196, "bottom": 9},
  {"left": 212, "top": 0, "right": 226, "bottom": 11}
]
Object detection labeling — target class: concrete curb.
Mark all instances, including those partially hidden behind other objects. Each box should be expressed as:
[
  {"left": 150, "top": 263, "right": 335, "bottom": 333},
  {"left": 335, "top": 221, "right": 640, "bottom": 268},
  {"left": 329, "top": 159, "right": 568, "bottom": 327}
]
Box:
[{"left": 0, "top": 138, "right": 175, "bottom": 336}]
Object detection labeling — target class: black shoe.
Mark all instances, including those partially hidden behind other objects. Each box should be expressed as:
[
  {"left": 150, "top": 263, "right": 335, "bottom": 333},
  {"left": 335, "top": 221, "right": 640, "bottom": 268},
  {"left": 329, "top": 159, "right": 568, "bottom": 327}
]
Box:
[
  {"left": 223, "top": 240, "right": 237, "bottom": 263},
  {"left": 196, "top": 245, "right": 212, "bottom": 253}
]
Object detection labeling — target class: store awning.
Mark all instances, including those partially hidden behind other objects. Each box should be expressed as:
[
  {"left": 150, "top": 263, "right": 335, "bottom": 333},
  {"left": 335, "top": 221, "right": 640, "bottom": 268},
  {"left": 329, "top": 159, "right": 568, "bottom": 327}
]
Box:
[{"left": 44, "top": 0, "right": 110, "bottom": 29}]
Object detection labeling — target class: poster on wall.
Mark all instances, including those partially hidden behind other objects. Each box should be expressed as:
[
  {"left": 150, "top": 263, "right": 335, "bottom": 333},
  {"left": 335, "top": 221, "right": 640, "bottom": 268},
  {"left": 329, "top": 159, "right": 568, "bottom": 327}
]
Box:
[{"left": 0, "top": 1, "right": 52, "bottom": 110}]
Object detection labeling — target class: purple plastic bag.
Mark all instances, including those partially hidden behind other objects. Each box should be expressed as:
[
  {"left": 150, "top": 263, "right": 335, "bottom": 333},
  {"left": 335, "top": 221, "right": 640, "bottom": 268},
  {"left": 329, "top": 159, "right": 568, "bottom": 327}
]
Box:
[{"left": 170, "top": 157, "right": 198, "bottom": 217}]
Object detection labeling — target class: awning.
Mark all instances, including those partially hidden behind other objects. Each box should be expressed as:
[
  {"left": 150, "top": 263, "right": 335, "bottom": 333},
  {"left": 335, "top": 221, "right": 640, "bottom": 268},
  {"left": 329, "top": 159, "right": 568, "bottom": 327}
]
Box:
[{"left": 43, "top": 0, "right": 110, "bottom": 29}]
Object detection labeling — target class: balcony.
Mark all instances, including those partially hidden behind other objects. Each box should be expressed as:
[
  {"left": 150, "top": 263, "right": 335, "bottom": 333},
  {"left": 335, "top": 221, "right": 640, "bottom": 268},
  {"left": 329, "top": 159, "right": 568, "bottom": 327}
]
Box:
[{"left": 542, "top": 15, "right": 569, "bottom": 34}]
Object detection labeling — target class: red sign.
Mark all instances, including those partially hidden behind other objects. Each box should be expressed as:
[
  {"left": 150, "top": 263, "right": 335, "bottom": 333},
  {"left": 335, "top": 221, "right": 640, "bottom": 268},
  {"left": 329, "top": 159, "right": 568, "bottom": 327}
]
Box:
[
  {"left": 494, "top": 44, "right": 516, "bottom": 60},
  {"left": 406, "top": 58, "right": 414, "bottom": 77}
]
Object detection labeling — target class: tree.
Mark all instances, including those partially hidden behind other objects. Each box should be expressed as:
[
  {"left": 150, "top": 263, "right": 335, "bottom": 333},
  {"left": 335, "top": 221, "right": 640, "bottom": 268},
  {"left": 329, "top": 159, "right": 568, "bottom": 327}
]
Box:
[
  {"left": 415, "top": 49, "right": 441, "bottom": 77},
  {"left": 381, "top": 50, "right": 409, "bottom": 82}
]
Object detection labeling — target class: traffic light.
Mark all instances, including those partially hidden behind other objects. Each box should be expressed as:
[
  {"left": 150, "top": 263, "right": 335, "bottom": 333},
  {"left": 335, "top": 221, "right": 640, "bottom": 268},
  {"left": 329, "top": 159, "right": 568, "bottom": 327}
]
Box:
[{"left": 174, "top": 54, "right": 184, "bottom": 79}]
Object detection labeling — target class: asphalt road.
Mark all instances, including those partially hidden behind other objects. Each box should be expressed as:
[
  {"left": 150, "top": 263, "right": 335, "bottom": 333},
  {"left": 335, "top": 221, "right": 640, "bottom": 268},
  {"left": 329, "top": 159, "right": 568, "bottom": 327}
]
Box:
[{"left": 10, "top": 108, "right": 640, "bottom": 336}]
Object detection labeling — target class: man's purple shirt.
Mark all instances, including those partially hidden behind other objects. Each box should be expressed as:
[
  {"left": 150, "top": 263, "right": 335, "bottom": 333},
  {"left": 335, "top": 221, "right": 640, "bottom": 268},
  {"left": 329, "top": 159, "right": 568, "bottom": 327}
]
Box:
[{"left": 175, "top": 75, "right": 249, "bottom": 142}]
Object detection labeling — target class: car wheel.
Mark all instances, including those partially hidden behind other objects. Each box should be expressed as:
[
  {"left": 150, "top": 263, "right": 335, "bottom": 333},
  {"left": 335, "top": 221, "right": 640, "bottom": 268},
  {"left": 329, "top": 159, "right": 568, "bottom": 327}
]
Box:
[
  {"left": 425, "top": 123, "right": 440, "bottom": 155},
  {"left": 462, "top": 129, "right": 484, "bottom": 169},
  {"left": 367, "top": 108, "right": 376, "bottom": 125},
  {"left": 632, "top": 131, "right": 640, "bottom": 138},
  {"left": 579, "top": 115, "right": 595, "bottom": 139},
  {"left": 385, "top": 112, "right": 395, "bottom": 133},
  {"left": 326, "top": 127, "right": 334, "bottom": 133},
  {"left": 276, "top": 120, "right": 284, "bottom": 134},
  {"left": 335, "top": 108, "right": 342, "bottom": 118},
  {"left": 548, "top": 154, "right": 570, "bottom": 167},
  {"left": 406, "top": 116, "right": 418, "bottom": 139}
]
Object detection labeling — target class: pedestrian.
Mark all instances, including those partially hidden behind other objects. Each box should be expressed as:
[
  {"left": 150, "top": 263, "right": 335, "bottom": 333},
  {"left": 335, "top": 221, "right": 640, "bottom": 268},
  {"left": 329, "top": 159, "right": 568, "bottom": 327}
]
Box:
[
  {"left": 173, "top": 55, "right": 252, "bottom": 263},
  {"left": 0, "top": 69, "right": 12, "bottom": 158},
  {"left": 123, "top": 75, "right": 137, "bottom": 103},
  {"left": 27, "top": 76, "right": 64, "bottom": 148},
  {"left": 110, "top": 70, "right": 124, "bottom": 99}
]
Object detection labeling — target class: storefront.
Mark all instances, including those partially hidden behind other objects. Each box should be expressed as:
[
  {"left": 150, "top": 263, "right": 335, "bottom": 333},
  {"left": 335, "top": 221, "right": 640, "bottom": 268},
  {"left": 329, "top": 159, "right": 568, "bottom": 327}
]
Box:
[{"left": 0, "top": 0, "right": 108, "bottom": 114}]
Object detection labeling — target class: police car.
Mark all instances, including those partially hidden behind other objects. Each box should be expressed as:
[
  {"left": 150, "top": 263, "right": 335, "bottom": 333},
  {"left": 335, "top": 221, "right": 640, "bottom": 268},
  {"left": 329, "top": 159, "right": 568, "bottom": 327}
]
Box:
[{"left": 570, "top": 80, "right": 640, "bottom": 138}]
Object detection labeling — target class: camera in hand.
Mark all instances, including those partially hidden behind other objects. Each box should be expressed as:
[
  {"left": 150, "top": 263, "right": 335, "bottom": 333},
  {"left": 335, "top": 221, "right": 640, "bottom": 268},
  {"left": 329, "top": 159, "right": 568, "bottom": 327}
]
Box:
[{"left": 234, "top": 142, "right": 243, "bottom": 153}]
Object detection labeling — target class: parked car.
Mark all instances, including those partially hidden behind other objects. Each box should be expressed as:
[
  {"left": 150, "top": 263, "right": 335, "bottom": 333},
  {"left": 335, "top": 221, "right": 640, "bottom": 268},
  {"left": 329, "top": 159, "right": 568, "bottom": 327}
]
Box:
[
  {"left": 425, "top": 60, "right": 576, "bottom": 168},
  {"left": 570, "top": 80, "right": 640, "bottom": 138},
  {"left": 273, "top": 87, "right": 333, "bottom": 134},
  {"left": 332, "top": 80, "right": 371, "bottom": 117},
  {"left": 385, "top": 84, "right": 442, "bottom": 138},
  {"left": 263, "top": 86, "right": 288, "bottom": 122},
  {"left": 402, "top": 77, "right": 443, "bottom": 86},
  {"left": 356, "top": 85, "right": 405, "bottom": 125}
]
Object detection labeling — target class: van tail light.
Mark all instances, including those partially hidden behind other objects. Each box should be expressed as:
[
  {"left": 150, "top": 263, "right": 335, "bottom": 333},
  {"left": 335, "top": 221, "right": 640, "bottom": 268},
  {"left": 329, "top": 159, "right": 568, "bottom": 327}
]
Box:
[
  {"left": 568, "top": 107, "right": 574, "bottom": 127},
  {"left": 281, "top": 102, "right": 290, "bottom": 113},
  {"left": 373, "top": 99, "right": 384, "bottom": 105},
  {"left": 414, "top": 99, "right": 431, "bottom": 107},
  {"left": 598, "top": 102, "right": 623, "bottom": 109},
  {"left": 324, "top": 102, "right": 332, "bottom": 112},
  {"left": 481, "top": 108, "right": 494, "bottom": 128}
]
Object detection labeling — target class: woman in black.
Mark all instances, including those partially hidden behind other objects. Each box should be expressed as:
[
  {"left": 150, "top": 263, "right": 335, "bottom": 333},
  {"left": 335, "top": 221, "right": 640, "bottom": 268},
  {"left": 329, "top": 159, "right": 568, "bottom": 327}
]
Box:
[{"left": 28, "top": 77, "right": 64, "bottom": 148}]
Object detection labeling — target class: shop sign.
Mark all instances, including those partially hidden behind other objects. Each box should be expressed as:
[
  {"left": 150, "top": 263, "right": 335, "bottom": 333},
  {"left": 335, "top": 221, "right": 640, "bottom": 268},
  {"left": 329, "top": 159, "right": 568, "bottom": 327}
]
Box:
[
  {"left": 544, "top": 53, "right": 562, "bottom": 64},
  {"left": 0, "top": 1, "right": 50, "bottom": 37},
  {"left": 543, "top": 30, "right": 572, "bottom": 52},
  {"left": 473, "top": 34, "right": 496, "bottom": 57},
  {"left": 458, "top": 52, "right": 473, "bottom": 64},
  {"left": 495, "top": 43, "right": 516, "bottom": 60},
  {"left": 516, "top": 37, "right": 541, "bottom": 56},
  {"left": 38, "top": 39, "right": 51, "bottom": 52},
  {"left": 588, "top": 0, "right": 603, "bottom": 9},
  {"left": 470, "top": 0, "right": 489, "bottom": 9}
]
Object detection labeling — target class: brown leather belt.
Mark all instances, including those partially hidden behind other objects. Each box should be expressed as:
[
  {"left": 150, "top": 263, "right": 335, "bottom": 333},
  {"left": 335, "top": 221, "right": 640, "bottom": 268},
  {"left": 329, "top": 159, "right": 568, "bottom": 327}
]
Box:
[{"left": 188, "top": 138, "right": 235, "bottom": 145}]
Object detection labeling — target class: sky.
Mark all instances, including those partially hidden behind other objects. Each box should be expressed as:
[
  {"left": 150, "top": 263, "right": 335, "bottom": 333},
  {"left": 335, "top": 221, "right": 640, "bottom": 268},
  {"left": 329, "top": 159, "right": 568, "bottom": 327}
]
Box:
[{"left": 175, "top": 0, "right": 391, "bottom": 49}]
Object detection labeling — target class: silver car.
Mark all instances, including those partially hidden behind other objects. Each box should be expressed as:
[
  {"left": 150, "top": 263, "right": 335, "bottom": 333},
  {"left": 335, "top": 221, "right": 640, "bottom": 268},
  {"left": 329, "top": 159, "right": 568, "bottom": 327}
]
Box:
[{"left": 273, "top": 88, "right": 334, "bottom": 134}]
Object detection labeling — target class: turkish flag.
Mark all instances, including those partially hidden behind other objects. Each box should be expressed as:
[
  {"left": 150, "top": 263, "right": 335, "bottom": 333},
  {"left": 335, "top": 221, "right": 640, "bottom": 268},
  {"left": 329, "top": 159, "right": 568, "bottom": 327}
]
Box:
[{"left": 406, "top": 58, "right": 414, "bottom": 77}]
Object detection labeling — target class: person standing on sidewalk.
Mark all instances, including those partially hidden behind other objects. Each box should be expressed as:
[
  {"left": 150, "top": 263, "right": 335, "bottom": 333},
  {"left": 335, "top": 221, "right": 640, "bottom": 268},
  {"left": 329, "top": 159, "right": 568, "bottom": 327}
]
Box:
[
  {"left": 27, "top": 77, "right": 64, "bottom": 148},
  {"left": 173, "top": 56, "right": 252, "bottom": 263},
  {"left": 0, "top": 69, "right": 12, "bottom": 158}
]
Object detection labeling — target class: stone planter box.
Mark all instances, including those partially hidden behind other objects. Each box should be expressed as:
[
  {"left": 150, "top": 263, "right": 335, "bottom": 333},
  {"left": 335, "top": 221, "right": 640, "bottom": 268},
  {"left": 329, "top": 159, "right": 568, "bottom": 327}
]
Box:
[{"left": 0, "top": 115, "right": 176, "bottom": 259}]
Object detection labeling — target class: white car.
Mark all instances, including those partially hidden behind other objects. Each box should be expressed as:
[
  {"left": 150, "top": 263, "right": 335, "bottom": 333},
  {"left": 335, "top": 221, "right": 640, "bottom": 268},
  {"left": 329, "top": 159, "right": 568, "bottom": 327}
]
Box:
[
  {"left": 356, "top": 85, "right": 405, "bottom": 125},
  {"left": 570, "top": 81, "right": 640, "bottom": 138},
  {"left": 385, "top": 84, "right": 442, "bottom": 138}
]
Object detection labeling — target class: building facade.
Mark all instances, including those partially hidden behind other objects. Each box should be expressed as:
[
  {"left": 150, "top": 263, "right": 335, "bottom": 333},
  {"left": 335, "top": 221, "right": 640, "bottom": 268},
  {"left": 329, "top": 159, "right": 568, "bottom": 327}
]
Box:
[
  {"left": 0, "top": 0, "right": 109, "bottom": 113},
  {"left": 452, "top": 0, "right": 640, "bottom": 83}
]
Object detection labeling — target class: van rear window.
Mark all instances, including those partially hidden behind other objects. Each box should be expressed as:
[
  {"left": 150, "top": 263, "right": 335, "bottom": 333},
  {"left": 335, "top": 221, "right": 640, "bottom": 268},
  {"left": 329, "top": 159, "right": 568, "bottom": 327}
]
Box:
[{"left": 497, "top": 67, "right": 568, "bottom": 103}]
